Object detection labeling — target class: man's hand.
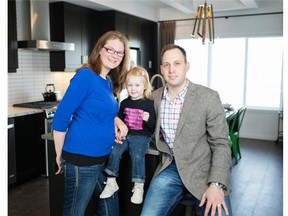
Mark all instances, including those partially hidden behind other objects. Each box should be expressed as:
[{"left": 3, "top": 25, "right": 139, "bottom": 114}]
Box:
[{"left": 199, "top": 183, "right": 229, "bottom": 216}]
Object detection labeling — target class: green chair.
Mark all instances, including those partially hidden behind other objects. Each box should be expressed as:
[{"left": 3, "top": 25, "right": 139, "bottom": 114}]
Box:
[{"left": 228, "top": 107, "right": 247, "bottom": 164}]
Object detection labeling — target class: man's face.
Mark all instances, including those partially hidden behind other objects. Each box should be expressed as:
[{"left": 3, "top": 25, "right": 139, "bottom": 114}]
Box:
[{"left": 160, "top": 48, "right": 189, "bottom": 88}]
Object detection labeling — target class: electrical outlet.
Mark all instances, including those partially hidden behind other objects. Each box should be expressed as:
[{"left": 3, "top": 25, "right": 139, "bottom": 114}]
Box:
[{"left": 149, "top": 61, "right": 152, "bottom": 68}]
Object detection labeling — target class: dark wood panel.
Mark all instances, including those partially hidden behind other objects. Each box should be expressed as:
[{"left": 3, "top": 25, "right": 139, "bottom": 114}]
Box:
[
  {"left": 49, "top": 2, "right": 99, "bottom": 71},
  {"left": 14, "top": 113, "right": 45, "bottom": 184},
  {"left": 8, "top": 0, "right": 18, "bottom": 72},
  {"left": 98, "top": 11, "right": 158, "bottom": 75}
]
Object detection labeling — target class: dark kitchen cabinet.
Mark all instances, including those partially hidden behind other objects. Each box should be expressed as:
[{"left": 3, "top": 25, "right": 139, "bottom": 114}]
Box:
[
  {"left": 8, "top": 0, "right": 18, "bottom": 73},
  {"left": 8, "top": 118, "right": 17, "bottom": 185},
  {"left": 99, "top": 11, "right": 158, "bottom": 74},
  {"left": 138, "top": 19, "right": 158, "bottom": 75},
  {"left": 117, "top": 12, "right": 140, "bottom": 48},
  {"left": 14, "top": 113, "right": 45, "bottom": 184},
  {"left": 49, "top": 2, "right": 99, "bottom": 71}
]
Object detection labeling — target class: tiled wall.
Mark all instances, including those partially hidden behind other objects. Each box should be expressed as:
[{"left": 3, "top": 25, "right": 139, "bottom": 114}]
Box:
[{"left": 8, "top": 50, "right": 75, "bottom": 106}]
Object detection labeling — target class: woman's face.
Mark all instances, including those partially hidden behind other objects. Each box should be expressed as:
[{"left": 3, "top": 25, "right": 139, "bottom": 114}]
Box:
[{"left": 100, "top": 38, "right": 125, "bottom": 75}]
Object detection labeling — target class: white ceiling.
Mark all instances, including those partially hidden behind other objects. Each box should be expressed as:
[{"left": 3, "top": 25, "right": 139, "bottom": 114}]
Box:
[{"left": 50, "top": 0, "right": 283, "bottom": 21}]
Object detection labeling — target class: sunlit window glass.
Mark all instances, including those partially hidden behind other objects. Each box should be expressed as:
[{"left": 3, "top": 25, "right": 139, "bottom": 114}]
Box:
[
  {"left": 246, "top": 37, "right": 283, "bottom": 109},
  {"left": 175, "top": 39, "right": 208, "bottom": 86},
  {"left": 175, "top": 37, "right": 283, "bottom": 110},
  {"left": 210, "top": 38, "right": 246, "bottom": 109}
]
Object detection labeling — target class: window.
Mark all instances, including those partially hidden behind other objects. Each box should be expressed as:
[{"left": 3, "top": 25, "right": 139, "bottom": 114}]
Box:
[
  {"left": 175, "top": 39, "right": 208, "bottom": 86},
  {"left": 246, "top": 38, "right": 283, "bottom": 109},
  {"left": 210, "top": 38, "right": 246, "bottom": 108},
  {"left": 175, "top": 37, "right": 283, "bottom": 110}
]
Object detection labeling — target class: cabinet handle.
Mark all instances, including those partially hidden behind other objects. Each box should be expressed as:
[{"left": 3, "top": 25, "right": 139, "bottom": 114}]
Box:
[
  {"left": 8, "top": 124, "right": 14, "bottom": 129},
  {"left": 81, "top": 55, "right": 88, "bottom": 64}
]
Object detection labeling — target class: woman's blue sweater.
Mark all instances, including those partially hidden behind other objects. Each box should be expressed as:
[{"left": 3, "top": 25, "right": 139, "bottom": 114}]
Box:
[{"left": 52, "top": 68, "right": 118, "bottom": 157}]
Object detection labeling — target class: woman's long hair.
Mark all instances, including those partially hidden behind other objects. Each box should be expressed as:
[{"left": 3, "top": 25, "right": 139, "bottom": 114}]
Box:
[{"left": 77, "top": 31, "right": 130, "bottom": 96}]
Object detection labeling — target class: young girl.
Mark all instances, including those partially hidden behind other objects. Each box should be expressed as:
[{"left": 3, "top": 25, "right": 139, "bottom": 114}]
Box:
[{"left": 99, "top": 66, "right": 156, "bottom": 204}]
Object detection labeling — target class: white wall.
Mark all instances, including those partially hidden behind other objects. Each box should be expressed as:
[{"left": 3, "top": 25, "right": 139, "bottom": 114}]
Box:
[{"left": 240, "top": 109, "right": 280, "bottom": 141}]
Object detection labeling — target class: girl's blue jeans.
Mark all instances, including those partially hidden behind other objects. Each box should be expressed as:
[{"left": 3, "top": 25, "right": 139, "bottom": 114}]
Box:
[{"left": 104, "top": 135, "right": 151, "bottom": 183}]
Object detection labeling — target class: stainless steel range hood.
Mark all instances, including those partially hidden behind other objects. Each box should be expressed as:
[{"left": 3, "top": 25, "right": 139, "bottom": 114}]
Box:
[{"left": 17, "top": 0, "right": 74, "bottom": 51}]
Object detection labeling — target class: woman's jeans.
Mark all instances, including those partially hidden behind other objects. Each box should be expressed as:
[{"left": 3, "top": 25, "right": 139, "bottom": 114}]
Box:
[
  {"left": 141, "top": 162, "right": 233, "bottom": 216},
  {"left": 104, "top": 135, "right": 150, "bottom": 183},
  {"left": 62, "top": 159, "right": 119, "bottom": 216}
]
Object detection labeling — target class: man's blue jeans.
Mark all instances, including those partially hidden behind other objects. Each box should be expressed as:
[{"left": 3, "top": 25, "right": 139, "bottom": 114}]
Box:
[
  {"left": 104, "top": 135, "right": 150, "bottom": 183},
  {"left": 62, "top": 159, "right": 119, "bottom": 216},
  {"left": 141, "top": 161, "right": 233, "bottom": 216}
]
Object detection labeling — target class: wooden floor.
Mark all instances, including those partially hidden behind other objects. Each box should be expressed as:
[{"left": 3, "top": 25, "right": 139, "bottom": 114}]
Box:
[
  {"left": 8, "top": 138, "right": 283, "bottom": 216},
  {"left": 230, "top": 139, "right": 283, "bottom": 216}
]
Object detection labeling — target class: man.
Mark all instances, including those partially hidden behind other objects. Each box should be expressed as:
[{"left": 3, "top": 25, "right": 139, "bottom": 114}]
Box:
[{"left": 141, "top": 44, "right": 232, "bottom": 216}]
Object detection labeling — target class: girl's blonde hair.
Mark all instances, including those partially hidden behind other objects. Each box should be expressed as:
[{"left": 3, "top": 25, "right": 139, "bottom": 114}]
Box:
[
  {"left": 125, "top": 66, "right": 153, "bottom": 99},
  {"left": 77, "top": 31, "right": 130, "bottom": 97}
]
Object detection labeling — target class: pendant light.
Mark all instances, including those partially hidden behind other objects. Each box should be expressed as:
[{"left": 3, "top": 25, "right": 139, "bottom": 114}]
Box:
[{"left": 191, "top": 1, "right": 215, "bottom": 44}]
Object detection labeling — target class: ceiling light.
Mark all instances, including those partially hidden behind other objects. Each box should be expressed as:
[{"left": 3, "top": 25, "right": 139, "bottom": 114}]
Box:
[{"left": 191, "top": 1, "right": 215, "bottom": 44}]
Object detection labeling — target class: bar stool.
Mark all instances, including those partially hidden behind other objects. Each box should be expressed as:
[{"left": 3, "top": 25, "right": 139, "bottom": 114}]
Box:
[
  {"left": 229, "top": 107, "right": 247, "bottom": 164},
  {"left": 180, "top": 193, "right": 201, "bottom": 216}
]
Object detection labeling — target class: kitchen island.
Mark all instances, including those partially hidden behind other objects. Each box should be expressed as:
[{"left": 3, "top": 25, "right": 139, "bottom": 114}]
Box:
[{"left": 41, "top": 133, "right": 160, "bottom": 216}]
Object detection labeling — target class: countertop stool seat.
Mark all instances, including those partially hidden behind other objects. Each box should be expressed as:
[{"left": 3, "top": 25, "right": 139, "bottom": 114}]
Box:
[{"left": 180, "top": 193, "right": 201, "bottom": 216}]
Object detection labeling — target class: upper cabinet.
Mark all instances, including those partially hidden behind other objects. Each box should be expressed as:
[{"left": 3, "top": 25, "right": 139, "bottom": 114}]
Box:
[
  {"left": 8, "top": 0, "right": 18, "bottom": 73},
  {"left": 49, "top": 2, "right": 99, "bottom": 71},
  {"left": 99, "top": 11, "right": 158, "bottom": 74},
  {"left": 100, "top": 11, "right": 140, "bottom": 48},
  {"left": 49, "top": 3, "right": 157, "bottom": 73}
]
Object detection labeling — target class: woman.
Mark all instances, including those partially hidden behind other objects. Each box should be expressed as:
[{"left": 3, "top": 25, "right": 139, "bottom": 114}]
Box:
[{"left": 52, "top": 31, "right": 130, "bottom": 216}]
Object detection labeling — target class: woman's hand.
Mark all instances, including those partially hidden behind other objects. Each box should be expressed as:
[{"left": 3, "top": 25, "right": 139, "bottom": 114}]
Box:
[
  {"left": 53, "top": 130, "right": 66, "bottom": 175},
  {"left": 114, "top": 117, "right": 128, "bottom": 144},
  {"left": 55, "top": 155, "right": 63, "bottom": 175}
]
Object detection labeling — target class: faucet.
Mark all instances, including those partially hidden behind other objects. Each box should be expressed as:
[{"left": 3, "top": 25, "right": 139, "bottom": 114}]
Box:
[{"left": 150, "top": 74, "right": 165, "bottom": 90}]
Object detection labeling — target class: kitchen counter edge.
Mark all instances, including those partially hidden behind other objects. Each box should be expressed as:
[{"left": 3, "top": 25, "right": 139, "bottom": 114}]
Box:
[
  {"left": 41, "top": 133, "right": 160, "bottom": 156},
  {"left": 8, "top": 106, "right": 43, "bottom": 118}
]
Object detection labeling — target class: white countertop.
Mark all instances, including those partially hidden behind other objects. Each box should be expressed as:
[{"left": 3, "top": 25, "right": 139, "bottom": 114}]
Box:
[{"left": 8, "top": 106, "right": 43, "bottom": 118}]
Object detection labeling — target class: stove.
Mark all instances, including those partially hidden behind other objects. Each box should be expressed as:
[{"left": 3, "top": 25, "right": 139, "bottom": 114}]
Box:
[{"left": 14, "top": 101, "right": 60, "bottom": 119}]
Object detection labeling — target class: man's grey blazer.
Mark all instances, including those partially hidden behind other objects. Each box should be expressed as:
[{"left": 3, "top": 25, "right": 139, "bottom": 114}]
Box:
[{"left": 151, "top": 81, "right": 232, "bottom": 200}]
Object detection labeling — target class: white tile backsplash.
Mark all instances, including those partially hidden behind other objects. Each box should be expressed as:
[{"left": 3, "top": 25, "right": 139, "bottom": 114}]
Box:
[
  {"left": 8, "top": 0, "right": 75, "bottom": 107},
  {"left": 8, "top": 50, "right": 75, "bottom": 106}
]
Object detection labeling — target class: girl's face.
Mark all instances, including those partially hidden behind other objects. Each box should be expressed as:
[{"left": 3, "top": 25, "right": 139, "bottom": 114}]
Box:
[
  {"left": 99, "top": 38, "right": 125, "bottom": 76},
  {"left": 126, "top": 75, "right": 145, "bottom": 100}
]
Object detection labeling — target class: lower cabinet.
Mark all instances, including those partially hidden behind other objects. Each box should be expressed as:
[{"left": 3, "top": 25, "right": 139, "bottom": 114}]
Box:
[
  {"left": 14, "top": 113, "right": 45, "bottom": 184},
  {"left": 47, "top": 139, "right": 160, "bottom": 215}
]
